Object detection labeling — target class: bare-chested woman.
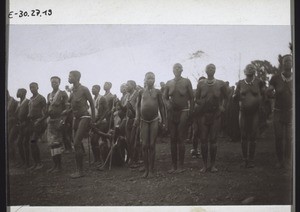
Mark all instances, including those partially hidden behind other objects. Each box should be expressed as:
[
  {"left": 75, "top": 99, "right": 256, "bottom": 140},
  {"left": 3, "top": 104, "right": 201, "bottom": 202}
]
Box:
[
  {"left": 164, "top": 63, "right": 194, "bottom": 173},
  {"left": 134, "top": 72, "right": 166, "bottom": 178},
  {"left": 195, "top": 64, "right": 228, "bottom": 173},
  {"left": 233, "top": 64, "right": 265, "bottom": 168}
]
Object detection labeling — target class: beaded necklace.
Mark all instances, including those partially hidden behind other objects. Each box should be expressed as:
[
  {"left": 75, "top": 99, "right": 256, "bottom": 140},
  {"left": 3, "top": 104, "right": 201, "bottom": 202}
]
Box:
[
  {"left": 281, "top": 72, "right": 292, "bottom": 82},
  {"left": 244, "top": 76, "right": 255, "bottom": 85},
  {"left": 206, "top": 78, "right": 216, "bottom": 86}
]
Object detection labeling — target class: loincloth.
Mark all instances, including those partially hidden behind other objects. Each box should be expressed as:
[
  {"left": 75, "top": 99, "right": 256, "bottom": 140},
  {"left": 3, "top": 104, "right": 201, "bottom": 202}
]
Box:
[
  {"left": 168, "top": 108, "right": 189, "bottom": 124},
  {"left": 141, "top": 116, "right": 159, "bottom": 124}
]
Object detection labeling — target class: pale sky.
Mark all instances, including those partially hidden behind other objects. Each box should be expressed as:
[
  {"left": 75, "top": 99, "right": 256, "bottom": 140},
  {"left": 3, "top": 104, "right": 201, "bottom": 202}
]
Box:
[{"left": 8, "top": 25, "right": 291, "bottom": 99}]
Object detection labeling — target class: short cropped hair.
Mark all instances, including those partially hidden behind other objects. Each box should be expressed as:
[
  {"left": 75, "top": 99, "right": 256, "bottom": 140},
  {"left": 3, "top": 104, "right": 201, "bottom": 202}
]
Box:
[
  {"left": 50, "top": 76, "right": 61, "bottom": 83},
  {"left": 282, "top": 54, "right": 292, "bottom": 59},
  {"left": 104, "top": 82, "right": 112, "bottom": 89},
  {"left": 173, "top": 63, "right": 183, "bottom": 70},
  {"left": 29, "top": 82, "right": 38, "bottom": 87},
  {"left": 127, "top": 80, "right": 136, "bottom": 89},
  {"left": 145, "top": 72, "right": 155, "bottom": 77},
  {"left": 70, "top": 70, "right": 81, "bottom": 80},
  {"left": 206, "top": 64, "right": 216, "bottom": 70},
  {"left": 18, "top": 88, "right": 27, "bottom": 95},
  {"left": 93, "top": 85, "right": 101, "bottom": 91}
]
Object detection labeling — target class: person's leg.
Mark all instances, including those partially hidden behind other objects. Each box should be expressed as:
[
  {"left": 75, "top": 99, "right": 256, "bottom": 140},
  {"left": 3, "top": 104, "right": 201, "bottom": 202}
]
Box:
[
  {"left": 177, "top": 111, "right": 189, "bottom": 173},
  {"left": 90, "top": 132, "right": 101, "bottom": 164},
  {"left": 199, "top": 115, "right": 209, "bottom": 173},
  {"left": 248, "top": 112, "right": 259, "bottom": 168},
  {"left": 140, "top": 120, "right": 149, "bottom": 178},
  {"left": 52, "top": 146, "right": 63, "bottom": 173},
  {"left": 191, "top": 120, "right": 199, "bottom": 158},
  {"left": 47, "top": 148, "right": 57, "bottom": 173},
  {"left": 284, "top": 122, "right": 292, "bottom": 167},
  {"left": 239, "top": 111, "right": 248, "bottom": 167},
  {"left": 17, "top": 133, "right": 25, "bottom": 167},
  {"left": 209, "top": 113, "right": 221, "bottom": 172},
  {"left": 46, "top": 120, "right": 56, "bottom": 172},
  {"left": 149, "top": 119, "right": 159, "bottom": 176},
  {"left": 8, "top": 126, "right": 18, "bottom": 163},
  {"left": 273, "top": 111, "right": 284, "bottom": 168},
  {"left": 22, "top": 127, "right": 30, "bottom": 168},
  {"left": 130, "top": 124, "right": 139, "bottom": 164},
  {"left": 125, "top": 118, "right": 133, "bottom": 164},
  {"left": 30, "top": 121, "right": 43, "bottom": 170},
  {"left": 168, "top": 120, "right": 177, "bottom": 173},
  {"left": 70, "top": 118, "right": 90, "bottom": 178},
  {"left": 62, "top": 126, "right": 73, "bottom": 152}
]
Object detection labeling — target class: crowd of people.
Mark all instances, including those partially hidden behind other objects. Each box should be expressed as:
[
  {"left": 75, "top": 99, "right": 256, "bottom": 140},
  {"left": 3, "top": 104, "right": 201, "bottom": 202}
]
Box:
[{"left": 7, "top": 54, "right": 293, "bottom": 179}]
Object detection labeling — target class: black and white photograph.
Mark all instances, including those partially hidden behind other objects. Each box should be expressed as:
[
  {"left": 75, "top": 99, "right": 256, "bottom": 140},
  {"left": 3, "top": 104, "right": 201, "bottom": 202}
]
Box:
[{"left": 6, "top": 1, "right": 294, "bottom": 211}]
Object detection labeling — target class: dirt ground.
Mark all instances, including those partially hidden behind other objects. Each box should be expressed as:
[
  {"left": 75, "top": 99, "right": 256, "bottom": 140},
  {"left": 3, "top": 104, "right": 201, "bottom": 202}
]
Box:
[{"left": 7, "top": 125, "right": 293, "bottom": 206}]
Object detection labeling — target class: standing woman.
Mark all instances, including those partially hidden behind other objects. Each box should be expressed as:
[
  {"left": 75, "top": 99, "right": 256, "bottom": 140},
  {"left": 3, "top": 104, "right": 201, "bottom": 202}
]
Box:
[
  {"left": 268, "top": 54, "right": 293, "bottom": 168},
  {"left": 233, "top": 64, "right": 265, "bottom": 168}
]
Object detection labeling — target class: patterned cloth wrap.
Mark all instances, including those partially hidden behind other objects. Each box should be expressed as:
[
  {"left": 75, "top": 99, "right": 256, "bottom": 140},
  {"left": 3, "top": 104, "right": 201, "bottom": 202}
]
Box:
[{"left": 47, "top": 118, "right": 63, "bottom": 156}]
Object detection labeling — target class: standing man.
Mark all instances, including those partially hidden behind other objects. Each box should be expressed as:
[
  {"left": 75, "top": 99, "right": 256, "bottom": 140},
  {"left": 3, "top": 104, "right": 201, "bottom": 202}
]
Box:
[
  {"left": 45, "top": 76, "right": 69, "bottom": 173},
  {"left": 104, "top": 82, "right": 115, "bottom": 128},
  {"left": 267, "top": 54, "right": 293, "bottom": 168},
  {"left": 135, "top": 72, "right": 166, "bottom": 178},
  {"left": 65, "top": 70, "right": 95, "bottom": 178},
  {"left": 28, "top": 82, "right": 47, "bottom": 171},
  {"left": 233, "top": 64, "right": 265, "bottom": 168},
  {"left": 90, "top": 85, "right": 108, "bottom": 165},
  {"left": 15, "top": 89, "right": 30, "bottom": 168},
  {"left": 195, "top": 64, "right": 228, "bottom": 173},
  {"left": 125, "top": 80, "right": 139, "bottom": 166},
  {"left": 164, "top": 63, "right": 194, "bottom": 173}
]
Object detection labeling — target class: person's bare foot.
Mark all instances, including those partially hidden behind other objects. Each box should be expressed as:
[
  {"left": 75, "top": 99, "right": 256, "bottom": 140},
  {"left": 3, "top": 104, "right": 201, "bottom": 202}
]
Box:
[
  {"left": 34, "top": 163, "right": 44, "bottom": 170},
  {"left": 51, "top": 167, "right": 62, "bottom": 173},
  {"left": 97, "top": 166, "right": 106, "bottom": 171},
  {"left": 70, "top": 171, "right": 84, "bottom": 179},
  {"left": 210, "top": 166, "right": 218, "bottom": 173},
  {"left": 28, "top": 164, "right": 36, "bottom": 171},
  {"left": 142, "top": 171, "right": 149, "bottom": 178},
  {"left": 200, "top": 166, "right": 207, "bottom": 173},
  {"left": 175, "top": 167, "right": 186, "bottom": 173},
  {"left": 47, "top": 167, "right": 56, "bottom": 173},
  {"left": 168, "top": 168, "right": 177, "bottom": 174},
  {"left": 148, "top": 171, "right": 155, "bottom": 178}
]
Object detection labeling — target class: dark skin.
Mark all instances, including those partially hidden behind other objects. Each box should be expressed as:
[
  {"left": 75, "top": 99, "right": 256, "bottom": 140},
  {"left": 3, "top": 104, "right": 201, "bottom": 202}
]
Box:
[
  {"left": 29, "top": 84, "right": 46, "bottom": 123},
  {"left": 267, "top": 55, "right": 293, "bottom": 168},
  {"left": 15, "top": 90, "right": 29, "bottom": 167},
  {"left": 45, "top": 78, "right": 69, "bottom": 173},
  {"left": 63, "top": 74, "right": 95, "bottom": 122},
  {"left": 67, "top": 72, "right": 95, "bottom": 178},
  {"left": 195, "top": 64, "right": 227, "bottom": 173},
  {"left": 28, "top": 83, "right": 46, "bottom": 170},
  {"left": 233, "top": 65, "right": 265, "bottom": 168},
  {"left": 125, "top": 81, "right": 139, "bottom": 165},
  {"left": 134, "top": 73, "right": 166, "bottom": 178},
  {"left": 164, "top": 64, "right": 194, "bottom": 173}
]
